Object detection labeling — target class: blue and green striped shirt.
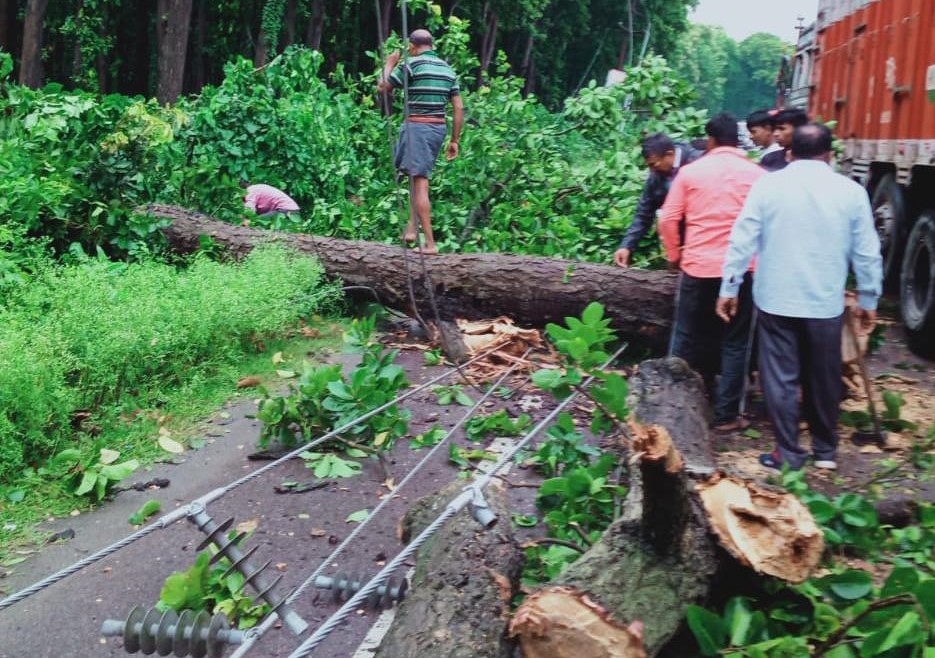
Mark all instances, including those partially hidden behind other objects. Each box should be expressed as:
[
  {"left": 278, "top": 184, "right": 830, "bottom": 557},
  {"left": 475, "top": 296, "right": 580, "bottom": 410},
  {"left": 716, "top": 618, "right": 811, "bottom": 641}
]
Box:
[{"left": 389, "top": 50, "right": 460, "bottom": 118}]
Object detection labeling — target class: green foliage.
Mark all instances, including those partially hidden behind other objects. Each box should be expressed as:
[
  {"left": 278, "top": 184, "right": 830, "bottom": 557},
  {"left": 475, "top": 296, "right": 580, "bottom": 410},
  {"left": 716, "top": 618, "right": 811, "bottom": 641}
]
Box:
[
  {"left": 158, "top": 548, "right": 271, "bottom": 629},
  {"left": 465, "top": 409, "right": 532, "bottom": 443},
  {"left": 524, "top": 412, "right": 601, "bottom": 476},
  {"left": 299, "top": 450, "right": 364, "bottom": 478},
  {"left": 410, "top": 426, "right": 447, "bottom": 450},
  {"left": 0, "top": 246, "right": 338, "bottom": 482},
  {"left": 128, "top": 499, "right": 162, "bottom": 526},
  {"left": 258, "top": 315, "right": 410, "bottom": 451},
  {"left": 432, "top": 384, "right": 474, "bottom": 407},
  {"left": 783, "top": 469, "right": 884, "bottom": 554},
  {"left": 48, "top": 446, "right": 138, "bottom": 502}
]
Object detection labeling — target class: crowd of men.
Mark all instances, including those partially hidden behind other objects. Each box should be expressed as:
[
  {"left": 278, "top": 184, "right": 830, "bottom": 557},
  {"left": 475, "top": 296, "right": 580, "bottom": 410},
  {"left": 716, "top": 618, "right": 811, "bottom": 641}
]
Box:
[
  {"left": 616, "top": 109, "right": 882, "bottom": 472},
  {"left": 372, "top": 32, "right": 883, "bottom": 473}
]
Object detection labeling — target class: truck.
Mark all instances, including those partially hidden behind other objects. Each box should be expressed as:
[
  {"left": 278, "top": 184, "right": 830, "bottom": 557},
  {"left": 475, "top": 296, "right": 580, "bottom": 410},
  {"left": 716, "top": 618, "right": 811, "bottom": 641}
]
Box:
[{"left": 784, "top": 0, "right": 935, "bottom": 357}]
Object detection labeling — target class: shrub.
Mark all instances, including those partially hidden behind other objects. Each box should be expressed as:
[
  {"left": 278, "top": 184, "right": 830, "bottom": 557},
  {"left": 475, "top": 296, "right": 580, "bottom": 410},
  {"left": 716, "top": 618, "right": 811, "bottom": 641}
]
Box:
[{"left": 0, "top": 246, "right": 340, "bottom": 481}]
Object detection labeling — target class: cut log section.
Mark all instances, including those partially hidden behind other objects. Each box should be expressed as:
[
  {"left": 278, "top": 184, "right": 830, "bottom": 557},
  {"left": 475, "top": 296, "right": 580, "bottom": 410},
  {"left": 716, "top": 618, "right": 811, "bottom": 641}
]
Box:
[
  {"left": 376, "top": 482, "right": 523, "bottom": 658},
  {"left": 510, "top": 358, "right": 824, "bottom": 657},
  {"left": 150, "top": 205, "right": 677, "bottom": 349}
]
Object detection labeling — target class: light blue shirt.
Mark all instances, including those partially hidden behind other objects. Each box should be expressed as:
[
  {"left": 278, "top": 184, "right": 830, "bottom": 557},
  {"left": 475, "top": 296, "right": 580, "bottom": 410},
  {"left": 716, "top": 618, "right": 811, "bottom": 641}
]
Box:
[{"left": 719, "top": 159, "right": 882, "bottom": 318}]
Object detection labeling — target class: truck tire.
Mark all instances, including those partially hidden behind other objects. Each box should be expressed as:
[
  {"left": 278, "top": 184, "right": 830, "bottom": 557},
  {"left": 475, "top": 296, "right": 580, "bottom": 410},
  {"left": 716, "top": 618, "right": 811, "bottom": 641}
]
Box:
[
  {"left": 871, "top": 174, "right": 908, "bottom": 292},
  {"left": 900, "top": 211, "right": 935, "bottom": 359}
]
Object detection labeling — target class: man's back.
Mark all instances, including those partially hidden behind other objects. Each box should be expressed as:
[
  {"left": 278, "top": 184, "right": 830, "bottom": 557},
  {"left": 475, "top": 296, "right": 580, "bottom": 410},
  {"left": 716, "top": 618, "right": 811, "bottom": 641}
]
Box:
[
  {"left": 389, "top": 51, "right": 459, "bottom": 118},
  {"left": 658, "top": 146, "right": 764, "bottom": 277},
  {"left": 732, "top": 160, "right": 881, "bottom": 317}
]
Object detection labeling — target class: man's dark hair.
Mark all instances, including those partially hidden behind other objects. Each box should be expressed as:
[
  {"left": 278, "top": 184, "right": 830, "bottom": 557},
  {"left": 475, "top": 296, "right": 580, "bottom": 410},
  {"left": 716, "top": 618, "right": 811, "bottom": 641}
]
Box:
[
  {"left": 790, "top": 123, "right": 833, "bottom": 159},
  {"left": 410, "top": 29, "right": 434, "bottom": 47},
  {"left": 773, "top": 107, "right": 809, "bottom": 127},
  {"left": 705, "top": 112, "right": 739, "bottom": 147},
  {"left": 641, "top": 133, "right": 676, "bottom": 158},
  {"left": 746, "top": 109, "right": 774, "bottom": 129}
]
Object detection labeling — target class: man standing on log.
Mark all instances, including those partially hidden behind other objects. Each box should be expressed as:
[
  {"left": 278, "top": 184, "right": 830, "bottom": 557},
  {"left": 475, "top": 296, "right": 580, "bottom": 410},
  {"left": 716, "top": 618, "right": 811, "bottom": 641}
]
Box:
[
  {"left": 716, "top": 124, "right": 882, "bottom": 470},
  {"left": 657, "top": 113, "right": 764, "bottom": 432},
  {"left": 613, "top": 134, "right": 703, "bottom": 268},
  {"left": 378, "top": 29, "right": 463, "bottom": 255}
]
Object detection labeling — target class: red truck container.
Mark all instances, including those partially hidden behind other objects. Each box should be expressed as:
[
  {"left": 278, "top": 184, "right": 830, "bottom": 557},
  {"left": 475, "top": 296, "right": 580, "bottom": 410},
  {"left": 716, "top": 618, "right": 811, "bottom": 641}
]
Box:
[{"left": 788, "top": 0, "right": 935, "bottom": 356}]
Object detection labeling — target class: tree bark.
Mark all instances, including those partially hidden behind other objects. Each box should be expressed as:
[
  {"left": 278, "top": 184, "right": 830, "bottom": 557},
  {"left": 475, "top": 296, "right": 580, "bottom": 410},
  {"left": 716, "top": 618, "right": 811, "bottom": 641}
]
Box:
[
  {"left": 511, "top": 358, "right": 824, "bottom": 657},
  {"left": 150, "top": 204, "right": 678, "bottom": 349},
  {"left": 305, "top": 0, "right": 324, "bottom": 51},
  {"left": 376, "top": 482, "right": 522, "bottom": 658},
  {"left": 510, "top": 358, "right": 720, "bottom": 657},
  {"left": 188, "top": 0, "right": 206, "bottom": 91},
  {"left": 0, "top": 0, "right": 11, "bottom": 54},
  {"left": 155, "top": 0, "right": 193, "bottom": 104},
  {"left": 282, "top": 0, "right": 297, "bottom": 48},
  {"left": 19, "top": 0, "right": 49, "bottom": 89},
  {"left": 479, "top": 4, "right": 498, "bottom": 78}
]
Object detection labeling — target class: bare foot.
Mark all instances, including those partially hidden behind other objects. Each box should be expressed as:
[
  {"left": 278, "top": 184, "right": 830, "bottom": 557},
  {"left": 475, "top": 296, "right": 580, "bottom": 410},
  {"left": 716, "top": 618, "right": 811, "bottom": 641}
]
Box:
[
  {"left": 402, "top": 232, "right": 417, "bottom": 244},
  {"left": 418, "top": 245, "right": 439, "bottom": 255}
]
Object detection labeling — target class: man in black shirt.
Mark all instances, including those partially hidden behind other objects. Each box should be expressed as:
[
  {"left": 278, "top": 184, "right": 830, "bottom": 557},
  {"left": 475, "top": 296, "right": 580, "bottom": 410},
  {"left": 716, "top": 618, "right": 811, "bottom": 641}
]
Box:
[{"left": 613, "top": 133, "right": 703, "bottom": 267}]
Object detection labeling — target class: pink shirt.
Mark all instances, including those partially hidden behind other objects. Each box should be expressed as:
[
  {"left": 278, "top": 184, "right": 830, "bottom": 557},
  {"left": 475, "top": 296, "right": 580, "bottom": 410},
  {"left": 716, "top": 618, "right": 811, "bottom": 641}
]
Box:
[
  {"left": 658, "top": 147, "right": 765, "bottom": 278},
  {"left": 244, "top": 184, "right": 300, "bottom": 214}
]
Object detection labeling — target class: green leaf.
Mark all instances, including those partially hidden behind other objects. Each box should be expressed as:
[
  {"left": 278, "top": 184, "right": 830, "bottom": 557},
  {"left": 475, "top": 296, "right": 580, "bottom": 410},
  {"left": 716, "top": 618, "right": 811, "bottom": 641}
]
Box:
[
  {"left": 531, "top": 368, "right": 564, "bottom": 390},
  {"left": 454, "top": 390, "right": 473, "bottom": 406},
  {"left": 99, "top": 448, "right": 120, "bottom": 464},
  {"left": 881, "top": 566, "right": 920, "bottom": 597},
  {"left": 860, "top": 611, "right": 922, "bottom": 655},
  {"left": 99, "top": 459, "right": 139, "bottom": 482},
  {"left": 74, "top": 470, "right": 98, "bottom": 496},
  {"left": 346, "top": 509, "right": 369, "bottom": 523},
  {"left": 914, "top": 579, "right": 935, "bottom": 620},
  {"left": 824, "top": 570, "right": 873, "bottom": 600},
  {"left": 724, "top": 597, "right": 756, "bottom": 646},
  {"left": 7, "top": 489, "right": 25, "bottom": 503},
  {"left": 685, "top": 605, "right": 727, "bottom": 657},
  {"left": 512, "top": 514, "right": 538, "bottom": 527}
]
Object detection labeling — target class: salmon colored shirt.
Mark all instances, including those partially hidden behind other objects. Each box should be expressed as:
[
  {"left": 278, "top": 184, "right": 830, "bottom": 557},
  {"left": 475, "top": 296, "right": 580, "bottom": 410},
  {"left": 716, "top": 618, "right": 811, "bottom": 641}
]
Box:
[
  {"left": 658, "top": 146, "right": 765, "bottom": 278},
  {"left": 244, "top": 184, "right": 300, "bottom": 214}
]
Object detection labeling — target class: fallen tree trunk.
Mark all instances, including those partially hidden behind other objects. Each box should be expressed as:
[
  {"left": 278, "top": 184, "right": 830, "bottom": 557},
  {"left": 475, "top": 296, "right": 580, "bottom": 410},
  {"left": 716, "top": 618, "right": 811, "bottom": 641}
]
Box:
[
  {"left": 151, "top": 205, "right": 677, "bottom": 349},
  {"left": 510, "top": 358, "right": 824, "bottom": 657},
  {"left": 375, "top": 481, "right": 522, "bottom": 658}
]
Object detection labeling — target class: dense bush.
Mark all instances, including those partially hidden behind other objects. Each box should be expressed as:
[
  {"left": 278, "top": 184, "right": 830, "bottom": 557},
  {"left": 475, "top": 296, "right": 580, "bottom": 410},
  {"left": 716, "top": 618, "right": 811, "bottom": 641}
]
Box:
[{"left": 0, "top": 246, "right": 340, "bottom": 481}]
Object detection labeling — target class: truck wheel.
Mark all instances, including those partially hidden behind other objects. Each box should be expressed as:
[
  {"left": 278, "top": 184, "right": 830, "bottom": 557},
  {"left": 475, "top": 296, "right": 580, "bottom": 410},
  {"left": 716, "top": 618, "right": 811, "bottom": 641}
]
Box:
[
  {"left": 872, "top": 174, "right": 908, "bottom": 292},
  {"left": 900, "top": 211, "right": 935, "bottom": 359}
]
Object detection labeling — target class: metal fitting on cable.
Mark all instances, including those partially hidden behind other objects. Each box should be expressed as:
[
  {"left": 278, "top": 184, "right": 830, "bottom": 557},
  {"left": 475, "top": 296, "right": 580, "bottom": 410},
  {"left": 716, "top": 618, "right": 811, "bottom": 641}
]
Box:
[
  {"left": 467, "top": 486, "right": 498, "bottom": 529},
  {"left": 100, "top": 606, "right": 244, "bottom": 658},
  {"left": 186, "top": 505, "right": 308, "bottom": 636},
  {"left": 314, "top": 572, "right": 408, "bottom": 608}
]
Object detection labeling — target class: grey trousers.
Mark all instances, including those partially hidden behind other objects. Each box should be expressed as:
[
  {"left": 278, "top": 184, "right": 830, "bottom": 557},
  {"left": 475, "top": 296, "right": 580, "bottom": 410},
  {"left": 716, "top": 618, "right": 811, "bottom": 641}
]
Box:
[{"left": 758, "top": 309, "right": 843, "bottom": 468}]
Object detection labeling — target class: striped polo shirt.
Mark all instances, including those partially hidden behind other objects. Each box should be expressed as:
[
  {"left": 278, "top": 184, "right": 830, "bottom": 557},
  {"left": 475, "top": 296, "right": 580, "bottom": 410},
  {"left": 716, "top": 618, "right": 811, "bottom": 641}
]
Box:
[{"left": 389, "top": 50, "right": 460, "bottom": 119}]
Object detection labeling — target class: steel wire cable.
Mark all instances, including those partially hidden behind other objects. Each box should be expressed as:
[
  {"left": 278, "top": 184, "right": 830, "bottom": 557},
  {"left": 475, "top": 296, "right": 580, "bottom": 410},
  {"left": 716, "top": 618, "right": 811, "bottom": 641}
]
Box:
[
  {"left": 0, "top": 351, "right": 498, "bottom": 613},
  {"left": 285, "top": 345, "right": 627, "bottom": 658},
  {"left": 228, "top": 350, "right": 531, "bottom": 658}
]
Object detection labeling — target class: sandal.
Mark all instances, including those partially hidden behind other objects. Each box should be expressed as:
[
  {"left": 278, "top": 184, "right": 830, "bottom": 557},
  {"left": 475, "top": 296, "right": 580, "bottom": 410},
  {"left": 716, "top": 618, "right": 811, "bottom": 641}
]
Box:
[
  {"left": 758, "top": 451, "right": 784, "bottom": 470},
  {"left": 712, "top": 417, "right": 751, "bottom": 433}
]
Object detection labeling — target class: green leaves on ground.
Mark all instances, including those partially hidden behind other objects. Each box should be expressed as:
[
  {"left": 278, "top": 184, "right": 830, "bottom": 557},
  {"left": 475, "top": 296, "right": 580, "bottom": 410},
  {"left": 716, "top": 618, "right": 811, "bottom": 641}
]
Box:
[
  {"left": 50, "top": 447, "right": 138, "bottom": 502},
  {"left": 128, "top": 500, "right": 162, "bottom": 526},
  {"left": 465, "top": 410, "right": 531, "bottom": 442},
  {"left": 159, "top": 546, "right": 270, "bottom": 629},
  {"left": 432, "top": 384, "right": 473, "bottom": 407},
  {"left": 299, "top": 452, "right": 362, "bottom": 479}
]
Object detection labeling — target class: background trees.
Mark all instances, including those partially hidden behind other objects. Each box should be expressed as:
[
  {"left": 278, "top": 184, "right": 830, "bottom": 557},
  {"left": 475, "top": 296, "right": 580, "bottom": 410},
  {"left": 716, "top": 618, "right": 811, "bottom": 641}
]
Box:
[
  {"left": 672, "top": 24, "right": 790, "bottom": 117},
  {"left": 1, "top": 0, "right": 706, "bottom": 106}
]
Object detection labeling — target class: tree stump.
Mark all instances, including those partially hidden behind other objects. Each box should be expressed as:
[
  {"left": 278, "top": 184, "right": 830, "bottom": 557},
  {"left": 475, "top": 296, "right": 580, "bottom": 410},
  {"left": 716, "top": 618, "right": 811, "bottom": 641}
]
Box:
[{"left": 510, "top": 358, "right": 824, "bottom": 657}]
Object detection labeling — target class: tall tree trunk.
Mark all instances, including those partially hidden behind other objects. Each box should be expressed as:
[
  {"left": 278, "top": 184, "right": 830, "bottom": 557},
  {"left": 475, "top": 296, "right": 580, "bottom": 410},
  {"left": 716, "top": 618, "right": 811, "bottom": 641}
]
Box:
[
  {"left": 305, "top": 0, "right": 324, "bottom": 50},
  {"left": 379, "top": 0, "right": 392, "bottom": 45},
  {"left": 253, "top": 28, "right": 269, "bottom": 67},
  {"left": 188, "top": 0, "right": 206, "bottom": 91},
  {"left": 282, "top": 0, "right": 297, "bottom": 48},
  {"left": 0, "top": 0, "right": 10, "bottom": 54},
  {"left": 479, "top": 4, "right": 498, "bottom": 80},
  {"left": 19, "top": 0, "right": 49, "bottom": 88},
  {"left": 520, "top": 32, "right": 535, "bottom": 96},
  {"left": 72, "top": 0, "right": 85, "bottom": 83},
  {"left": 155, "top": 0, "right": 193, "bottom": 104}
]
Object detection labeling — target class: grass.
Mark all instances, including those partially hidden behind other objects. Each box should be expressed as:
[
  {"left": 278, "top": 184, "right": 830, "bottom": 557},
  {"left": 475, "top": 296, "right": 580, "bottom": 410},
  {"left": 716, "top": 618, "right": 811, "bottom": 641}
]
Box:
[{"left": 0, "top": 323, "right": 346, "bottom": 563}]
